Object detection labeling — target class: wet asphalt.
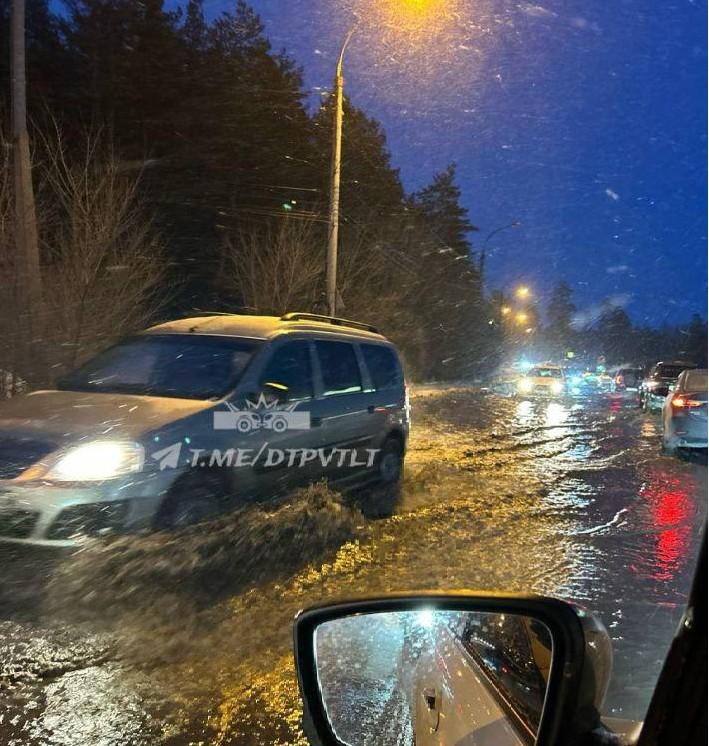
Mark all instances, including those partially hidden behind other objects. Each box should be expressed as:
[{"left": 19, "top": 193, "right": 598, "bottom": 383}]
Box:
[{"left": 0, "top": 387, "right": 705, "bottom": 745}]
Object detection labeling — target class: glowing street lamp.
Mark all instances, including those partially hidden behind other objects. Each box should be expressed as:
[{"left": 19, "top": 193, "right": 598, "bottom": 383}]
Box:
[
  {"left": 327, "top": 1, "right": 437, "bottom": 315},
  {"left": 501, "top": 306, "right": 512, "bottom": 316},
  {"left": 516, "top": 312, "right": 528, "bottom": 324},
  {"left": 515, "top": 286, "right": 531, "bottom": 300}
]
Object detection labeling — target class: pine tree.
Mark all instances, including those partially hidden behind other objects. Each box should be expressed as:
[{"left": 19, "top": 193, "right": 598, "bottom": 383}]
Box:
[
  {"left": 313, "top": 95, "right": 404, "bottom": 224},
  {"left": 410, "top": 163, "right": 478, "bottom": 258},
  {"left": 408, "top": 166, "right": 485, "bottom": 379}
]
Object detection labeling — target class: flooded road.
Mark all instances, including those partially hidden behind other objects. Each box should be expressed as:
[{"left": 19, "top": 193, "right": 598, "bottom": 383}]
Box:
[{"left": 1, "top": 388, "right": 705, "bottom": 745}]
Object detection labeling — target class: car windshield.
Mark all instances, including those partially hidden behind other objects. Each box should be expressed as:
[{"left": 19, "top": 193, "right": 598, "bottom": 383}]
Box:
[
  {"left": 657, "top": 365, "right": 693, "bottom": 379},
  {"left": 58, "top": 335, "right": 260, "bottom": 399},
  {"left": 0, "top": 1, "right": 706, "bottom": 744},
  {"left": 530, "top": 367, "right": 562, "bottom": 378}
]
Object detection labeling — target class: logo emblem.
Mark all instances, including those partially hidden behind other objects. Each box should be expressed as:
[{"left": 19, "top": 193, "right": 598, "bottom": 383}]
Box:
[
  {"left": 213, "top": 393, "right": 310, "bottom": 433},
  {"left": 151, "top": 442, "right": 182, "bottom": 470}
]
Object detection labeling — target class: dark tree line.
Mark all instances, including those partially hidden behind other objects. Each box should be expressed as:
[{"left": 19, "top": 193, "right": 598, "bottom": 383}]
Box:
[
  {"left": 541, "top": 282, "right": 707, "bottom": 368},
  {"left": 0, "top": 0, "right": 495, "bottom": 381}
]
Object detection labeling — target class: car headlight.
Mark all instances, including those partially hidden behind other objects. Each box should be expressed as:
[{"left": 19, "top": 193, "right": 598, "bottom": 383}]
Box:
[
  {"left": 44, "top": 441, "right": 145, "bottom": 482},
  {"left": 518, "top": 379, "right": 533, "bottom": 393},
  {"left": 551, "top": 381, "right": 564, "bottom": 395}
]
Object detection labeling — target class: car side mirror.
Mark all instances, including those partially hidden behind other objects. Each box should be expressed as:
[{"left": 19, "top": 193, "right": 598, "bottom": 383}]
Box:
[{"left": 294, "top": 593, "right": 613, "bottom": 746}]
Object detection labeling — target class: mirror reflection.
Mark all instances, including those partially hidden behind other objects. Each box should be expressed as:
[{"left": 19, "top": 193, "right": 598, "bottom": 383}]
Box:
[{"left": 314, "top": 609, "right": 553, "bottom": 746}]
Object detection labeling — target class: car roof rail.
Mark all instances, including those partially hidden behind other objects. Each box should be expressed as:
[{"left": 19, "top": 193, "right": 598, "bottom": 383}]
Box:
[
  {"left": 185, "top": 309, "right": 241, "bottom": 317},
  {"left": 280, "top": 312, "right": 380, "bottom": 334}
]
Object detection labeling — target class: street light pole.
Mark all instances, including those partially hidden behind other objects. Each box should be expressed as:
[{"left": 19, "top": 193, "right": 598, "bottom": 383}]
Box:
[
  {"left": 326, "top": 26, "right": 356, "bottom": 317},
  {"left": 479, "top": 220, "right": 520, "bottom": 276}
]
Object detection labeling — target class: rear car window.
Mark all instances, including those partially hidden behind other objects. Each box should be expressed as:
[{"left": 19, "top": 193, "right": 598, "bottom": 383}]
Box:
[
  {"left": 315, "top": 341, "right": 362, "bottom": 396},
  {"left": 361, "top": 344, "right": 401, "bottom": 391},
  {"left": 259, "top": 341, "right": 313, "bottom": 400},
  {"left": 657, "top": 365, "right": 694, "bottom": 379},
  {"left": 681, "top": 370, "right": 707, "bottom": 392}
]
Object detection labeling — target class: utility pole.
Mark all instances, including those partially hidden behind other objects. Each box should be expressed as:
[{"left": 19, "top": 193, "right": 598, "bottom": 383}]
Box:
[
  {"left": 11, "top": 0, "right": 42, "bottom": 339},
  {"left": 326, "top": 27, "right": 356, "bottom": 317}
]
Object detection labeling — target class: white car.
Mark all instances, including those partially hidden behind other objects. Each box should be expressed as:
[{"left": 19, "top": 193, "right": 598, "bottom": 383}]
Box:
[
  {"left": 661, "top": 369, "right": 708, "bottom": 454},
  {"left": 517, "top": 365, "right": 566, "bottom": 397}
]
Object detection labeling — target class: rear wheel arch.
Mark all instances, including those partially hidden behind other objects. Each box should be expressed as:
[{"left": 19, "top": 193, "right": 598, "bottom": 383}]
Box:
[{"left": 382, "top": 427, "right": 406, "bottom": 451}]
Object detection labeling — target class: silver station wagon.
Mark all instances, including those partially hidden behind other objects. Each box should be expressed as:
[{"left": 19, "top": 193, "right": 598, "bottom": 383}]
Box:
[{"left": 0, "top": 313, "right": 409, "bottom": 546}]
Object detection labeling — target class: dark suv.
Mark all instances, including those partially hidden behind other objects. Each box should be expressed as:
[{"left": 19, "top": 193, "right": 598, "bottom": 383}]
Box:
[{"left": 639, "top": 361, "right": 697, "bottom": 412}]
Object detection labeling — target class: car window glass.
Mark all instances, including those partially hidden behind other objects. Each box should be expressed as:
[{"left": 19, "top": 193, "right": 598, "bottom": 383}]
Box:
[
  {"left": 315, "top": 341, "right": 362, "bottom": 396},
  {"left": 259, "top": 341, "right": 313, "bottom": 400},
  {"left": 658, "top": 366, "right": 691, "bottom": 379},
  {"left": 682, "top": 370, "right": 707, "bottom": 391},
  {"left": 530, "top": 367, "right": 562, "bottom": 378},
  {"left": 361, "top": 344, "right": 401, "bottom": 391},
  {"left": 58, "top": 336, "right": 259, "bottom": 399}
]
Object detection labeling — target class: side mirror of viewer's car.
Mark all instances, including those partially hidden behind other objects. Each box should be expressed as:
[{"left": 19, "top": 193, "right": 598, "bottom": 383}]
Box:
[{"left": 294, "top": 593, "right": 614, "bottom": 746}]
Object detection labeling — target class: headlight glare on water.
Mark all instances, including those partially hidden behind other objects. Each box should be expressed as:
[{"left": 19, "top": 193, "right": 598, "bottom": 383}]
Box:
[{"left": 45, "top": 441, "right": 145, "bottom": 482}]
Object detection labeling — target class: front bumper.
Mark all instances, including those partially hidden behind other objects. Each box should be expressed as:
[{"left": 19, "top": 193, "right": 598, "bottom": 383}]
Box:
[
  {"left": 0, "top": 470, "right": 175, "bottom": 547},
  {"left": 517, "top": 385, "right": 566, "bottom": 397}
]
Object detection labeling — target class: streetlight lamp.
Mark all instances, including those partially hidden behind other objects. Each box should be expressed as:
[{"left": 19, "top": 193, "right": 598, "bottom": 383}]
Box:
[
  {"left": 326, "top": 25, "right": 357, "bottom": 317},
  {"left": 515, "top": 285, "right": 531, "bottom": 300}
]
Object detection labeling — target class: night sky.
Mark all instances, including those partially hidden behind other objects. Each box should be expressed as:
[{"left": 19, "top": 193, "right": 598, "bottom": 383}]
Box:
[{"left": 188, "top": 1, "right": 707, "bottom": 325}]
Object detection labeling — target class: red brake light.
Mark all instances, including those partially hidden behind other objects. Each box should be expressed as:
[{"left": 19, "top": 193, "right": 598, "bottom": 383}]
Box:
[{"left": 672, "top": 396, "right": 703, "bottom": 408}]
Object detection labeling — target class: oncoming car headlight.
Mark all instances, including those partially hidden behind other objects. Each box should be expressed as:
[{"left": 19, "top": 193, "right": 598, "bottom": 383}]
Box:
[
  {"left": 44, "top": 441, "right": 145, "bottom": 482},
  {"left": 551, "top": 381, "right": 564, "bottom": 395},
  {"left": 517, "top": 378, "right": 533, "bottom": 393}
]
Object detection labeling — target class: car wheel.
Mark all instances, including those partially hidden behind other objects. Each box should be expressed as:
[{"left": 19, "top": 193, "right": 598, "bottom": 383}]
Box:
[
  {"left": 359, "top": 438, "right": 404, "bottom": 519},
  {"left": 377, "top": 438, "right": 404, "bottom": 485},
  {"left": 156, "top": 471, "right": 225, "bottom": 529}
]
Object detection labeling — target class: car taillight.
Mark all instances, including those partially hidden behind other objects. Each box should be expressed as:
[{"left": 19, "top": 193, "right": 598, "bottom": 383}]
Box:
[{"left": 671, "top": 396, "right": 703, "bottom": 408}]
